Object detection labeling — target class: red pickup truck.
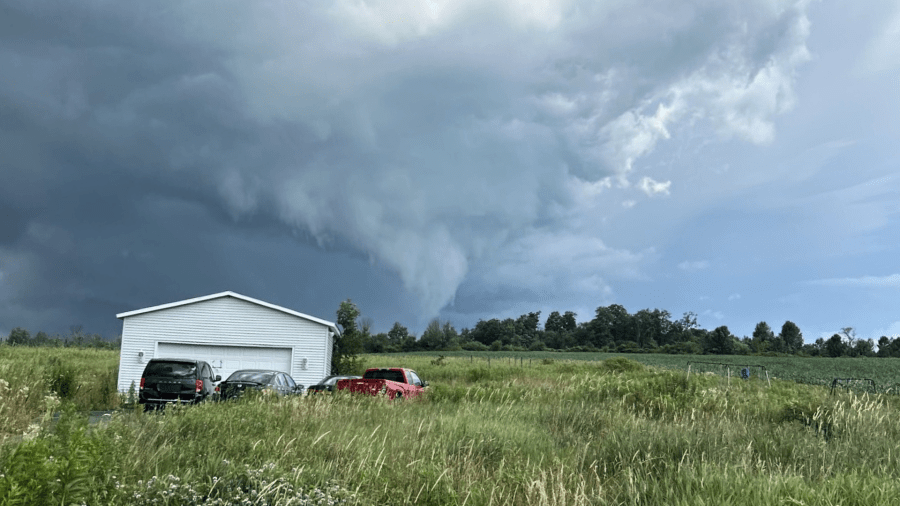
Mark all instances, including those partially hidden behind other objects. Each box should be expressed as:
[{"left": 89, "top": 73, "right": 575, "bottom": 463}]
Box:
[{"left": 336, "top": 368, "right": 428, "bottom": 399}]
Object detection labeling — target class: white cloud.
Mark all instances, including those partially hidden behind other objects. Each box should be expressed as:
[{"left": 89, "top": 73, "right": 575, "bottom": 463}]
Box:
[
  {"left": 328, "top": 0, "right": 574, "bottom": 45},
  {"left": 728, "top": 293, "right": 741, "bottom": 301},
  {"left": 482, "top": 229, "right": 653, "bottom": 289},
  {"left": 600, "top": 103, "right": 679, "bottom": 179},
  {"left": 638, "top": 177, "right": 672, "bottom": 196}
]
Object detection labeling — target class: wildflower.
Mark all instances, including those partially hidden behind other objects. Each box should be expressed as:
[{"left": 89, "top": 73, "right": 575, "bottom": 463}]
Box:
[{"left": 22, "top": 423, "right": 40, "bottom": 440}]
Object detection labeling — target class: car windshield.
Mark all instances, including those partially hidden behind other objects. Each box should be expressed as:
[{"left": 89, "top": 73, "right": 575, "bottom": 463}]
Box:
[
  {"left": 227, "top": 371, "right": 274, "bottom": 384},
  {"left": 363, "top": 369, "right": 405, "bottom": 382},
  {"left": 145, "top": 362, "right": 196, "bottom": 378}
]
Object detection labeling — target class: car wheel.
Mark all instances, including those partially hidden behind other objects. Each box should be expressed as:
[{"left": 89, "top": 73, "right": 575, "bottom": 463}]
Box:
[{"left": 395, "top": 391, "right": 403, "bottom": 400}]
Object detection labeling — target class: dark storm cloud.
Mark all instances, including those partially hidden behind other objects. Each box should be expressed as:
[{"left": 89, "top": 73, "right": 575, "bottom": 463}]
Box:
[{"left": 0, "top": 0, "right": 816, "bottom": 335}]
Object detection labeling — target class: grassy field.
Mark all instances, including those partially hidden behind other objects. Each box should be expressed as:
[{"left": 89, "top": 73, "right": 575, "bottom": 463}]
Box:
[
  {"left": 409, "top": 351, "right": 900, "bottom": 392},
  {"left": 3, "top": 350, "right": 900, "bottom": 504},
  {"left": 0, "top": 346, "right": 120, "bottom": 439}
]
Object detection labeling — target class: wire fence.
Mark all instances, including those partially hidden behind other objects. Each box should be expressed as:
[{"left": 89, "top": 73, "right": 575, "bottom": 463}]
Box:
[{"left": 686, "top": 361, "right": 771, "bottom": 387}]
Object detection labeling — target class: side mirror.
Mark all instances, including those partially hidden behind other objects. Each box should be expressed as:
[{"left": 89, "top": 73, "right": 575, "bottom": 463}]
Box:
[
  {"left": 215, "top": 375, "right": 221, "bottom": 382},
  {"left": 422, "top": 381, "right": 429, "bottom": 387}
]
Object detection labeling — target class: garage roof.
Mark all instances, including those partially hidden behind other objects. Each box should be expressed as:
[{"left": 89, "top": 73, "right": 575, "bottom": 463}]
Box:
[{"left": 116, "top": 291, "right": 340, "bottom": 335}]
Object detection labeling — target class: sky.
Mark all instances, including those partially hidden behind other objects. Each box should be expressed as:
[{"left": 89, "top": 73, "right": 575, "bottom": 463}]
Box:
[{"left": 1, "top": 0, "right": 899, "bottom": 343}]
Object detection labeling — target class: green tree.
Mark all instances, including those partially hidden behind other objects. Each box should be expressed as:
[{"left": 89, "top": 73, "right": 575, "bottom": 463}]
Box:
[
  {"left": 543, "top": 311, "right": 577, "bottom": 349},
  {"left": 333, "top": 299, "right": 364, "bottom": 374},
  {"left": 470, "top": 319, "right": 504, "bottom": 346},
  {"left": 561, "top": 311, "right": 577, "bottom": 332},
  {"left": 853, "top": 338, "right": 876, "bottom": 357},
  {"left": 779, "top": 321, "right": 803, "bottom": 354},
  {"left": 6, "top": 327, "right": 31, "bottom": 346},
  {"left": 589, "top": 304, "right": 631, "bottom": 348},
  {"left": 416, "top": 319, "right": 460, "bottom": 351},
  {"left": 386, "top": 322, "right": 415, "bottom": 352},
  {"left": 442, "top": 321, "right": 460, "bottom": 350},
  {"left": 363, "top": 332, "right": 389, "bottom": 353},
  {"left": 419, "top": 319, "right": 444, "bottom": 350},
  {"left": 840, "top": 327, "right": 858, "bottom": 355},
  {"left": 703, "top": 326, "right": 735, "bottom": 355},
  {"left": 633, "top": 308, "right": 673, "bottom": 349},
  {"left": 825, "top": 334, "right": 846, "bottom": 357},
  {"left": 877, "top": 336, "right": 892, "bottom": 357},
  {"left": 32, "top": 331, "right": 50, "bottom": 346},
  {"left": 665, "top": 312, "right": 700, "bottom": 351},
  {"left": 545, "top": 311, "right": 564, "bottom": 333},
  {"left": 514, "top": 312, "right": 541, "bottom": 348},
  {"left": 751, "top": 322, "right": 774, "bottom": 353}
]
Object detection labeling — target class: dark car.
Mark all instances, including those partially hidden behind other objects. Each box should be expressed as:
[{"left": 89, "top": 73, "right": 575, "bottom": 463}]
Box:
[
  {"left": 306, "top": 375, "right": 361, "bottom": 394},
  {"left": 215, "top": 369, "right": 304, "bottom": 400},
  {"left": 139, "top": 358, "right": 220, "bottom": 410}
]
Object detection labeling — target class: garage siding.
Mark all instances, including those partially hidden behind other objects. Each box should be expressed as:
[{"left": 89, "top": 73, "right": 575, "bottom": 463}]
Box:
[
  {"left": 117, "top": 296, "right": 332, "bottom": 393},
  {"left": 155, "top": 343, "right": 294, "bottom": 375}
]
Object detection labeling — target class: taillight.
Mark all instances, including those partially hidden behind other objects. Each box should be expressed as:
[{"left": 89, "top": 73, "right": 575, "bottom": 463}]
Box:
[
  {"left": 140, "top": 377, "right": 145, "bottom": 390},
  {"left": 195, "top": 379, "right": 203, "bottom": 392}
]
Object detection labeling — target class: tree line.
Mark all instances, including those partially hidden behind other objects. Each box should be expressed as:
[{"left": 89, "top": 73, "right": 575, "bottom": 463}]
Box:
[
  {"left": 334, "top": 300, "right": 900, "bottom": 359},
  {"left": 1, "top": 326, "right": 119, "bottom": 349},
  {"left": 6, "top": 302, "right": 898, "bottom": 362}
]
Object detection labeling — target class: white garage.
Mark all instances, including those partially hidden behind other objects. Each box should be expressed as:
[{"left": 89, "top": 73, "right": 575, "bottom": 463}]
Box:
[{"left": 116, "top": 291, "right": 339, "bottom": 393}]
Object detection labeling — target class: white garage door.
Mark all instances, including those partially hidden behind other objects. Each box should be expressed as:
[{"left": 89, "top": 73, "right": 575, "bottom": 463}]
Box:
[{"left": 156, "top": 343, "right": 293, "bottom": 379}]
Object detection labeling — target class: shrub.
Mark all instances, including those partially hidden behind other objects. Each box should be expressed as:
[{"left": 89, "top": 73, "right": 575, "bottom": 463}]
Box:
[
  {"left": 44, "top": 358, "right": 79, "bottom": 401},
  {"left": 601, "top": 356, "right": 644, "bottom": 372},
  {"left": 461, "top": 341, "right": 489, "bottom": 351},
  {"left": 528, "top": 341, "right": 547, "bottom": 351},
  {"left": 121, "top": 463, "right": 355, "bottom": 506},
  {"left": 0, "top": 403, "right": 115, "bottom": 505}
]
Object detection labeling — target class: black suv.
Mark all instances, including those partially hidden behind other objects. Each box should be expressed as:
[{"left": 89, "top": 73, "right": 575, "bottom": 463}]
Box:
[{"left": 139, "top": 358, "right": 220, "bottom": 410}]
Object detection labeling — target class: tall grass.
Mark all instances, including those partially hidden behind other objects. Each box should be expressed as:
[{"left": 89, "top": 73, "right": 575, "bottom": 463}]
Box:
[
  {"left": 4, "top": 353, "right": 900, "bottom": 504},
  {"left": 0, "top": 347, "right": 120, "bottom": 439},
  {"left": 413, "top": 351, "right": 900, "bottom": 392}
]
